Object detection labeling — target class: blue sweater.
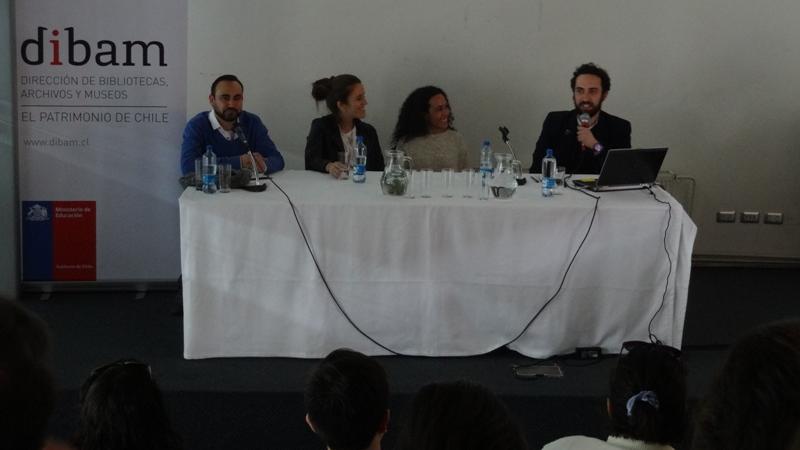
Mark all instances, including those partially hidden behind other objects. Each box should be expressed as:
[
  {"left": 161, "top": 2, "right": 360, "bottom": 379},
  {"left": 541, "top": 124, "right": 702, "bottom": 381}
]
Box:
[{"left": 180, "top": 110, "right": 285, "bottom": 175}]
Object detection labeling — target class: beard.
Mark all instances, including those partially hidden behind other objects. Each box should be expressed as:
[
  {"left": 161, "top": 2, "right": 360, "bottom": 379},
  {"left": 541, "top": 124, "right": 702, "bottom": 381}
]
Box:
[
  {"left": 214, "top": 106, "right": 240, "bottom": 123},
  {"left": 574, "top": 100, "right": 602, "bottom": 117}
]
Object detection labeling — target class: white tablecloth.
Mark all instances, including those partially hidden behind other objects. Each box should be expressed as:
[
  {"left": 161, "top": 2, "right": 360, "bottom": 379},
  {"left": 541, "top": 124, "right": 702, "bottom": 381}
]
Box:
[{"left": 180, "top": 170, "right": 696, "bottom": 359}]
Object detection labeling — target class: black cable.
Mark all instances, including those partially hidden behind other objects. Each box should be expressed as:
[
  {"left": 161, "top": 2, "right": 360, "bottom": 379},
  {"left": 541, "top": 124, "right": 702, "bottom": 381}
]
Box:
[
  {"left": 269, "top": 175, "right": 602, "bottom": 357},
  {"left": 268, "top": 178, "right": 404, "bottom": 356},
  {"left": 503, "top": 181, "right": 601, "bottom": 347},
  {"left": 646, "top": 185, "right": 673, "bottom": 345}
]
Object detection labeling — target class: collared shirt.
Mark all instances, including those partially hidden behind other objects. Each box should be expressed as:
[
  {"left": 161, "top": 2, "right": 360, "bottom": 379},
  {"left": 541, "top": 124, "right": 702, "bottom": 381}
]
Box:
[
  {"left": 208, "top": 110, "right": 235, "bottom": 141},
  {"left": 340, "top": 126, "right": 357, "bottom": 160}
]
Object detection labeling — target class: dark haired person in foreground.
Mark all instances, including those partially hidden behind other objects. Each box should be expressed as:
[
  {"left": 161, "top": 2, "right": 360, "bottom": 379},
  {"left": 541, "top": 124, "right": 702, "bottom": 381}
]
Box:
[
  {"left": 394, "top": 380, "right": 527, "bottom": 450},
  {"left": 305, "top": 349, "right": 390, "bottom": 450},
  {"left": 692, "top": 320, "right": 800, "bottom": 450},
  {"left": 305, "top": 74, "right": 384, "bottom": 178},
  {"left": 543, "top": 342, "right": 686, "bottom": 450},
  {"left": 530, "top": 63, "right": 631, "bottom": 174},
  {"left": 180, "top": 74, "right": 284, "bottom": 176},
  {"left": 391, "top": 86, "right": 468, "bottom": 171},
  {"left": 0, "top": 298, "right": 57, "bottom": 450},
  {"left": 74, "top": 359, "right": 182, "bottom": 450}
]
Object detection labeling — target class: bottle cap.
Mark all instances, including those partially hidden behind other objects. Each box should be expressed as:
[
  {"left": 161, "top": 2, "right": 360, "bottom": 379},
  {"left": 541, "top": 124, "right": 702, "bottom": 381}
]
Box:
[
  {"left": 356, "top": 135, "right": 364, "bottom": 144},
  {"left": 546, "top": 148, "right": 554, "bottom": 157},
  {"left": 483, "top": 139, "right": 491, "bottom": 146}
]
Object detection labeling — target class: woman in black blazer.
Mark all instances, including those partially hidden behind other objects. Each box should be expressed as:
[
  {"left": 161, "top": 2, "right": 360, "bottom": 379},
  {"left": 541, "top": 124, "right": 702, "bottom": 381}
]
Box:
[{"left": 305, "top": 74, "right": 384, "bottom": 178}]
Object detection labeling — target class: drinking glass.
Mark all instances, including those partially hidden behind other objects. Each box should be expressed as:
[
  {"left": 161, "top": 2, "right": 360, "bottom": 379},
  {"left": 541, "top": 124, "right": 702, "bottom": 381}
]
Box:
[
  {"left": 441, "top": 168, "right": 455, "bottom": 198},
  {"left": 194, "top": 158, "right": 202, "bottom": 190},
  {"left": 554, "top": 166, "right": 566, "bottom": 193},
  {"left": 462, "top": 169, "right": 476, "bottom": 198},
  {"left": 405, "top": 170, "right": 418, "bottom": 198},
  {"left": 218, "top": 163, "right": 232, "bottom": 193},
  {"left": 337, "top": 151, "right": 350, "bottom": 180},
  {"left": 421, "top": 169, "right": 433, "bottom": 198}
]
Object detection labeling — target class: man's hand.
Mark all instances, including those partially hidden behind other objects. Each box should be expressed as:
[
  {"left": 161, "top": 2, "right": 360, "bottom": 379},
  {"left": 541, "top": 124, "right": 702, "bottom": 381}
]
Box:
[
  {"left": 325, "top": 161, "right": 349, "bottom": 179},
  {"left": 240, "top": 152, "right": 267, "bottom": 173},
  {"left": 577, "top": 127, "right": 599, "bottom": 151}
]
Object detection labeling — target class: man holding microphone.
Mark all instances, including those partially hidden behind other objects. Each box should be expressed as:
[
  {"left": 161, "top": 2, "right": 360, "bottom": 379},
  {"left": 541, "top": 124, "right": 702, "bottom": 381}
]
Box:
[{"left": 530, "top": 63, "right": 631, "bottom": 174}]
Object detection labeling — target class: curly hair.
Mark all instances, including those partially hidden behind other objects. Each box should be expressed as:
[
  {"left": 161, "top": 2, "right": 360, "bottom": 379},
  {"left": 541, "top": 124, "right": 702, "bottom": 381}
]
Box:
[
  {"left": 391, "top": 86, "right": 454, "bottom": 147},
  {"left": 570, "top": 63, "right": 611, "bottom": 93}
]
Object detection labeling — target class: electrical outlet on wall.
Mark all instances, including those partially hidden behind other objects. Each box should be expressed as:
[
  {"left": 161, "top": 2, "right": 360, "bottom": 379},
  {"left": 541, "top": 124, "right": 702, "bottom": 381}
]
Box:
[
  {"left": 717, "top": 211, "right": 736, "bottom": 223},
  {"left": 741, "top": 211, "right": 760, "bottom": 223},
  {"left": 764, "top": 212, "right": 784, "bottom": 224}
]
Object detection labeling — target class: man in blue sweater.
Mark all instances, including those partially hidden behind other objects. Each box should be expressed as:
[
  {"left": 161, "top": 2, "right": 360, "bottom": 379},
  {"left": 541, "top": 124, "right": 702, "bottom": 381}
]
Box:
[{"left": 180, "top": 74, "right": 284, "bottom": 175}]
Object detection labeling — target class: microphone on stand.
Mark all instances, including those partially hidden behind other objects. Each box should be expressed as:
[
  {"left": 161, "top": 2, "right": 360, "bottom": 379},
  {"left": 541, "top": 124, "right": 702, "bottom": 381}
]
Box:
[
  {"left": 497, "top": 125, "right": 526, "bottom": 186},
  {"left": 234, "top": 120, "right": 267, "bottom": 192}
]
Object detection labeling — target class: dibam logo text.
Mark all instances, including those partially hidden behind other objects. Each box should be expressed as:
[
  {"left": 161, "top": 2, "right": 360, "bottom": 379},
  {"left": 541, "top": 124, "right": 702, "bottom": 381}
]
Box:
[{"left": 20, "top": 27, "right": 167, "bottom": 67}]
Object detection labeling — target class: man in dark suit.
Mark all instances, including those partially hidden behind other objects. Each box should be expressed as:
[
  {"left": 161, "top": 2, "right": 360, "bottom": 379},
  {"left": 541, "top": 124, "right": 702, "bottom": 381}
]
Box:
[{"left": 530, "top": 63, "right": 631, "bottom": 174}]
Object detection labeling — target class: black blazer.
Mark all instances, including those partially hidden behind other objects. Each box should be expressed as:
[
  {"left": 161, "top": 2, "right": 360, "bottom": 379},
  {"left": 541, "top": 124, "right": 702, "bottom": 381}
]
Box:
[
  {"left": 529, "top": 110, "right": 631, "bottom": 174},
  {"left": 304, "top": 114, "right": 385, "bottom": 173}
]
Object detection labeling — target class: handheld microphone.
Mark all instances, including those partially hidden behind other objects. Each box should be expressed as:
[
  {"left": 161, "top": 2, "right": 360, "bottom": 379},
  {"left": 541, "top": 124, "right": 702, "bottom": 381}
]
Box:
[{"left": 578, "top": 112, "right": 592, "bottom": 152}]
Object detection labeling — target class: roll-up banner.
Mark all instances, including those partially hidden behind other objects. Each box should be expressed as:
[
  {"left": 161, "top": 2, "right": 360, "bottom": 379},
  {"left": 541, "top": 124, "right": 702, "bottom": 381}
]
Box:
[{"left": 16, "top": 0, "right": 187, "bottom": 282}]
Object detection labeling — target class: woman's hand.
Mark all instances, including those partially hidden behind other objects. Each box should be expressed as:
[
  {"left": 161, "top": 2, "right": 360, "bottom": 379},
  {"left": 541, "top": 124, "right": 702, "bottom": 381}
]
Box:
[{"left": 325, "top": 161, "right": 349, "bottom": 178}]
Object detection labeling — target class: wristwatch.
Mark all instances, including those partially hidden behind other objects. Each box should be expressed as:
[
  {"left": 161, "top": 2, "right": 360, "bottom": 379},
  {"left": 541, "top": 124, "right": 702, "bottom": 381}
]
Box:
[{"left": 592, "top": 143, "right": 604, "bottom": 155}]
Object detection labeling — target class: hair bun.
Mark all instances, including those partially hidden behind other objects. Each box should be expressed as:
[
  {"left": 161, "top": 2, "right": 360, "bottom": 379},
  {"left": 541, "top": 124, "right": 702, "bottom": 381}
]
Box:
[{"left": 311, "top": 77, "right": 333, "bottom": 102}]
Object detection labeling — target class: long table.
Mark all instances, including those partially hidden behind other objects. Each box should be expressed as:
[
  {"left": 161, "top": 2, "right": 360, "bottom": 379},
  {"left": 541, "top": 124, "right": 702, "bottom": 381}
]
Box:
[{"left": 180, "top": 170, "right": 696, "bottom": 359}]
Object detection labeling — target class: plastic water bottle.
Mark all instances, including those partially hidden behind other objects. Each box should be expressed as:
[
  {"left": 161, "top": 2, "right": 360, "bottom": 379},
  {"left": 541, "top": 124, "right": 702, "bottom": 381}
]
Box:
[
  {"left": 352, "top": 136, "right": 367, "bottom": 183},
  {"left": 202, "top": 145, "right": 217, "bottom": 194},
  {"left": 479, "top": 139, "right": 493, "bottom": 200},
  {"left": 541, "top": 148, "right": 556, "bottom": 197}
]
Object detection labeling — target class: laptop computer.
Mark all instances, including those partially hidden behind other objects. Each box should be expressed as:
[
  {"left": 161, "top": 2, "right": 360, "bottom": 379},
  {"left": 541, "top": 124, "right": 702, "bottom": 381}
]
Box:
[{"left": 572, "top": 147, "right": 668, "bottom": 191}]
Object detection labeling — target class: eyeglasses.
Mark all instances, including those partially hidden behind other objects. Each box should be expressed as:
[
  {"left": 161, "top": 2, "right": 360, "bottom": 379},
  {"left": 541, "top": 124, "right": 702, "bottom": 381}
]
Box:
[
  {"left": 80, "top": 359, "right": 152, "bottom": 402},
  {"left": 619, "top": 340, "right": 681, "bottom": 359}
]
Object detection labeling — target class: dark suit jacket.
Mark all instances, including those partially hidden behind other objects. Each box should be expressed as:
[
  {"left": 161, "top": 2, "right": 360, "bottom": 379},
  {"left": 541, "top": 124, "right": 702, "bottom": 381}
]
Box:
[
  {"left": 304, "top": 114, "right": 385, "bottom": 173},
  {"left": 529, "top": 110, "right": 631, "bottom": 174}
]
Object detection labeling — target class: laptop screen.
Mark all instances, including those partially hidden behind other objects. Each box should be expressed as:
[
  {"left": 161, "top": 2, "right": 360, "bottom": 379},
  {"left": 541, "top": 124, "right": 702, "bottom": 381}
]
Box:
[{"left": 596, "top": 147, "right": 668, "bottom": 187}]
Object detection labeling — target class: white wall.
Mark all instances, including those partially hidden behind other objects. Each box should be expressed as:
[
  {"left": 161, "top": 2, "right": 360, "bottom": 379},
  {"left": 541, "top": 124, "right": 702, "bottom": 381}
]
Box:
[{"left": 183, "top": 1, "right": 799, "bottom": 259}]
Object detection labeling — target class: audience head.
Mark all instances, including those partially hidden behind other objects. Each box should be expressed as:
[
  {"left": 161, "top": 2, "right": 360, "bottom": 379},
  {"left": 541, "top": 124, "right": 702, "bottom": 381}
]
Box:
[
  {"left": 692, "top": 320, "right": 800, "bottom": 450},
  {"left": 0, "top": 298, "right": 55, "bottom": 450},
  {"left": 394, "top": 380, "right": 527, "bottom": 450},
  {"left": 391, "top": 86, "right": 454, "bottom": 146},
  {"left": 311, "top": 74, "right": 366, "bottom": 122},
  {"left": 208, "top": 74, "right": 244, "bottom": 123},
  {"left": 607, "top": 341, "right": 686, "bottom": 446},
  {"left": 304, "top": 348, "right": 389, "bottom": 450},
  {"left": 75, "top": 359, "right": 181, "bottom": 450}
]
